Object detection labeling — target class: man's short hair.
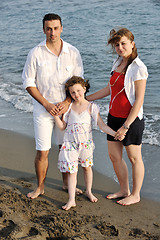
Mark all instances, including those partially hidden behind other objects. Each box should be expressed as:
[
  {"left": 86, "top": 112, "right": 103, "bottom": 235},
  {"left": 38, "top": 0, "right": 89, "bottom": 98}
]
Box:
[{"left": 43, "top": 13, "right": 62, "bottom": 29}]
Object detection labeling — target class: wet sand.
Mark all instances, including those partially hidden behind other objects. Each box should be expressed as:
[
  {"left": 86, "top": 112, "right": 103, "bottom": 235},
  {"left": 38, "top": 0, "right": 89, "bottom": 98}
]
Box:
[{"left": 0, "top": 129, "right": 160, "bottom": 239}]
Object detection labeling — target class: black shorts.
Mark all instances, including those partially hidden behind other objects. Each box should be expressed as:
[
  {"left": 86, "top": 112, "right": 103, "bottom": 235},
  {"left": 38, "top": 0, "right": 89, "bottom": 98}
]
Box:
[{"left": 107, "top": 113, "right": 144, "bottom": 146}]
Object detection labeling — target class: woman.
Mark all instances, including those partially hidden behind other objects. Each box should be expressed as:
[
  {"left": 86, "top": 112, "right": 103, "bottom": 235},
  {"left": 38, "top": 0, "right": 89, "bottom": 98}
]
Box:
[{"left": 87, "top": 28, "right": 148, "bottom": 205}]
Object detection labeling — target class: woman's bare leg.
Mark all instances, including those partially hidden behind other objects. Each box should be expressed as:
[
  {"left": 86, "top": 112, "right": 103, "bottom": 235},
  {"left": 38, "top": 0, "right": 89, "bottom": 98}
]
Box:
[
  {"left": 107, "top": 141, "right": 130, "bottom": 199},
  {"left": 117, "top": 144, "right": 144, "bottom": 205}
]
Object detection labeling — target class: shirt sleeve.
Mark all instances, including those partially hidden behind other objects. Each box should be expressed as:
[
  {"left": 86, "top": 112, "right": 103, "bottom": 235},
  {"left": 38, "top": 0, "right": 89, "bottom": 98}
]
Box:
[
  {"left": 91, "top": 102, "right": 100, "bottom": 128},
  {"left": 72, "top": 49, "right": 84, "bottom": 78},
  {"left": 134, "top": 65, "right": 148, "bottom": 81},
  {"left": 22, "top": 49, "right": 37, "bottom": 89}
]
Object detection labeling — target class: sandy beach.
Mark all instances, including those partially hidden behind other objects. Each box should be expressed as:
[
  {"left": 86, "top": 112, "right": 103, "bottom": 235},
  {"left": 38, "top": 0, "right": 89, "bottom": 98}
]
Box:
[{"left": 0, "top": 128, "right": 160, "bottom": 240}]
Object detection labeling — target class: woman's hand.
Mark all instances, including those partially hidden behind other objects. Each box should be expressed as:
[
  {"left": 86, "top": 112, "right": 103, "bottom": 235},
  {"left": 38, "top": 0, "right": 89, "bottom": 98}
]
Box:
[{"left": 114, "top": 125, "right": 128, "bottom": 141}]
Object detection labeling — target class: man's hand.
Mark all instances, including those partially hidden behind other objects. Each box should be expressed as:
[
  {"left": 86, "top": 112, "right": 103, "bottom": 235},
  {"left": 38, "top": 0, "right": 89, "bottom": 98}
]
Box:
[
  {"left": 26, "top": 87, "right": 71, "bottom": 116},
  {"left": 55, "top": 97, "right": 72, "bottom": 115},
  {"left": 44, "top": 102, "right": 60, "bottom": 116}
]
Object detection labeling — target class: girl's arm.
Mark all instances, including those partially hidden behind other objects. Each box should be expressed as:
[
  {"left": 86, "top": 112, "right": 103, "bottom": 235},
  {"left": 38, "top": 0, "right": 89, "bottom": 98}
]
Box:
[
  {"left": 54, "top": 115, "right": 67, "bottom": 131},
  {"left": 97, "top": 114, "right": 125, "bottom": 141},
  {"left": 86, "top": 83, "right": 110, "bottom": 101},
  {"left": 115, "top": 79, "right": 147, "bottom": 138},
  {"left": 97, "top": 113, "right": 116, "bottom": 136}
]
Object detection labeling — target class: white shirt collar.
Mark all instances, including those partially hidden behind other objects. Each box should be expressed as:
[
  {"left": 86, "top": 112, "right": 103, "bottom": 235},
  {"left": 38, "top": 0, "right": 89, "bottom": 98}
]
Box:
[{"left": 38, "top": 39, "right": 69, "bottom": 54}]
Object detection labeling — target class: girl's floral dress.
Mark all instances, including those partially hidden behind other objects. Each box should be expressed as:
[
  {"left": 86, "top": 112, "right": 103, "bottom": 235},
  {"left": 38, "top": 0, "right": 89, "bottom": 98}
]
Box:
[{"left": 58, "top": 102, "right": 99, "bottom": 173}]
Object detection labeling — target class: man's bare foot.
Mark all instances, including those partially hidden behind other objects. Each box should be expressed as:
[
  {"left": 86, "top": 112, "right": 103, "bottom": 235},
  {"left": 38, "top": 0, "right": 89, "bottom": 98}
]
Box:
[
  {"left": 106, "top": 190, "right": 130, "bottom": 200},
  {"left": 62, "top": 185, "right": 83, "bottom": 195},
  {"left": 75, "top": 187, "right": 83, "bottom": 195},
  {"left": 86, "top": 191, "right": 98, "bottom": 203},
  {"left": 62, "top": 185, "right": 68, "bottom": 191},
  {"left": 27, "top": 188, "right": 44, "bottom": 199},
  {"left": 62, "top": 200, "right": 76, "bottom": 211},
  {"left": 117, "top": 194, "right": 140, "bottom": 206}
]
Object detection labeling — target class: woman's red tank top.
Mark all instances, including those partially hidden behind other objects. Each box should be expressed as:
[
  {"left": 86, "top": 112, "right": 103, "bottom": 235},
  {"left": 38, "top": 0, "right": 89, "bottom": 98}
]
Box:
[{"left": 109, "top": 72, "right": 132, "bottom": 118}]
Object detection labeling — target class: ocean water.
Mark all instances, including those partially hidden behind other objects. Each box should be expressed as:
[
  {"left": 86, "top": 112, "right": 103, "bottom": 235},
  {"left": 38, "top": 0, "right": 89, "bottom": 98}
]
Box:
[{"left": 0, "top": 0, "right": 160, "bottom": 201}]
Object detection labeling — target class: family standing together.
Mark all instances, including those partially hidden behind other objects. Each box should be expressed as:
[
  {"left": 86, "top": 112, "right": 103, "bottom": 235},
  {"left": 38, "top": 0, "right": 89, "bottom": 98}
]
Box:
[{"left": 22, "top": 13, "right": 148, "bottom": 210}]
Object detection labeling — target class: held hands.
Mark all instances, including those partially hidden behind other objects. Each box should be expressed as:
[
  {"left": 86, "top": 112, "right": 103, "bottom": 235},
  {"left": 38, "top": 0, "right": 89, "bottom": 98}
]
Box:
[
  {"left": 55, "top": 97, "right": 71, "bottom": 115},
  {"left": 114, "top": 125, "right": 129, "bottom": 141},
  {"left": 44, "top": 99, "right": 71, "bottom": 116},
  {"left": 44, "top": 102, "right": 60, "bottom": 116},
  {"left": 55, "top": 101, "right": 69, "bottom": 115}
]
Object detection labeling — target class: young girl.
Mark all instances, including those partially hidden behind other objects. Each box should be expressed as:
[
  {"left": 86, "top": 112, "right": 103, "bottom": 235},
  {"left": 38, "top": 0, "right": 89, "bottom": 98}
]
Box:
[{"left": 54, "top": 76, "right": 124, "bottom": 211}]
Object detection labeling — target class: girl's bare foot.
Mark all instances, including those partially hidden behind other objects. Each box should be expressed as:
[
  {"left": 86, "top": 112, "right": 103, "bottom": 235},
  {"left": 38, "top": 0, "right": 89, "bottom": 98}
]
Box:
[
  {"left": 62, "top": 185, "right": 83, "bottom": 195},
  {"left": 62, "top": 200, "right": 76, "bottom": 211},
  {"left": 27, "top": 187, "right": 44, "bottom": 199},
  {"left": 106, "top": 190, "right": 130, "bottom": 200},
  {"left": 86, "top": 191, "right": 98, "bottom": 203},
  {"left": 117, "top": 194, "right": 140, "bottom": 206}
]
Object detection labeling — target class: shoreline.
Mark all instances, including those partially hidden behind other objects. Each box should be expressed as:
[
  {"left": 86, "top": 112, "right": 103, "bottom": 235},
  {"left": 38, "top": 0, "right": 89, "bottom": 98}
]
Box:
[
  {"left": 0, "top": 128, "right": 160, "bottom": 239},
  {"left": 0, "top": 96, "right": 160, "bottom": 202}
]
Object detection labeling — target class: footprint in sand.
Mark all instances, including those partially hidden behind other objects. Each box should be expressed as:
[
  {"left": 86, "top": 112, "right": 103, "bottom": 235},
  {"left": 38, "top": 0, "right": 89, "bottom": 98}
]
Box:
[
  {"left": 129, "top": 227, "right": 159, "bottom": 239},
  {"left": 28, "top": 227, "right": 39, "bottom": 236},
  {"left": 0, "top": 219, "right": 17, "bottom": 238},
  {"left": 96, "top": 222, "right": 119, "bottom": 236}
]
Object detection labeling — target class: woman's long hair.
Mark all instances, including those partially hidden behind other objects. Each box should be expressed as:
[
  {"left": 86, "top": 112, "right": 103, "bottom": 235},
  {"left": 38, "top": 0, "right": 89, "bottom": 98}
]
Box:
[{"left": 108, "top": 28, "right": 138, "bottom": 73}]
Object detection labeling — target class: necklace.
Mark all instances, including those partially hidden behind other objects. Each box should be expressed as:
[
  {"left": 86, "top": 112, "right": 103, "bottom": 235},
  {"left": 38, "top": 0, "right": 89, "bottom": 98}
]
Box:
[
  {"left": 109, "top": 71, "right": 123, "bottom": 87},
  {"left": 109, "top": 69, "right": 125, "bottom": 111}
]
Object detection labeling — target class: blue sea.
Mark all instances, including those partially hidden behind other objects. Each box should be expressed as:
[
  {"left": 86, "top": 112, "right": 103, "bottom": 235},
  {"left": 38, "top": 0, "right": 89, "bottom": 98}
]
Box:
[{"left": 0, "top": 0, "right": 160, "bottom": 202}]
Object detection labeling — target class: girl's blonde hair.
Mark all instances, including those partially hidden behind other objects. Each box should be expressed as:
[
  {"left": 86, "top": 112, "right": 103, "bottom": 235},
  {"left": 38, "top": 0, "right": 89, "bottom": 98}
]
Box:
[
  {"left": 108, "top": 27, "right": 138, "bottom": 73},
  {"left": 65, "top": 76, "right": 90, "bottom": 98}
]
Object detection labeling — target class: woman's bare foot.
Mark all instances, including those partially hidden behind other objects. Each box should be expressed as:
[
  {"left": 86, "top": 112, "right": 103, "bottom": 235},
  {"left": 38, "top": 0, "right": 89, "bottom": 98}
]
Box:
[
  {"left": 106, "top": 190, "right": 130, "bottom": 200},
  {"left": 62, "top": 185, "right": 83, "bottom": 195},
  {"left": 27, "top": 187, "right": 44, "bottom": 199},
  {"left": 62, "top": 200, "right": 76, "bottom": 211},
  {"left": 117, "top": 194, "right": 140, "bottom": 206},
  {"left": 86, "top": 191, "right": 98, "bottom": 203}
]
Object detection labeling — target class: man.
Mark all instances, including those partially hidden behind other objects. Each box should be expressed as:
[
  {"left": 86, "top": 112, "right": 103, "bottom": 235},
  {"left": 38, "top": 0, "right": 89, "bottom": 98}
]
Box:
[{"left": 22, "top": 13, "right": 84, "bottom": 199}]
